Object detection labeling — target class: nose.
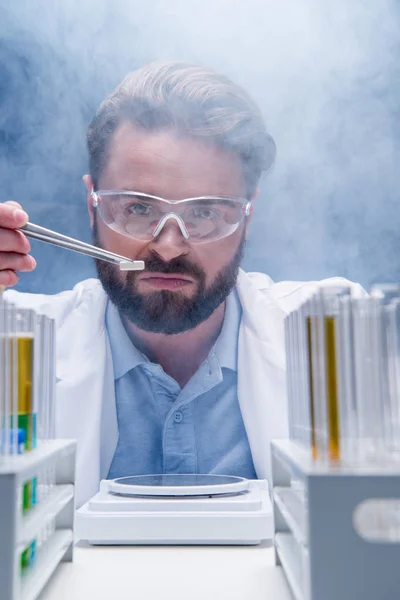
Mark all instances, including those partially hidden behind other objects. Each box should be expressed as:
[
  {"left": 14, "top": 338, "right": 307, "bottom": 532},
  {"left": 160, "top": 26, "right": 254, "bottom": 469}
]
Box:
[{"left": 150, "top": 219, "right": 189, "bottom": 262}]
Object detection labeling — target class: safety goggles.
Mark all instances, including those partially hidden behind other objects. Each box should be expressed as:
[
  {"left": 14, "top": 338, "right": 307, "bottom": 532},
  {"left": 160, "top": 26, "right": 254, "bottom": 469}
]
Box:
[{"left": 91, "top": 189, "right": 252, "bottom": 244}]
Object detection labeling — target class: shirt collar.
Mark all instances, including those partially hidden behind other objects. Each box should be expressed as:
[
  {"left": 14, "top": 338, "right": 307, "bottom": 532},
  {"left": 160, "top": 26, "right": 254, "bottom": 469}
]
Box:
[
  {"left": 213, "top": 288, "right": 242, "bottom": 372},
  {"left": 106, "top": 300, "right": 148, "bottom": 380},
  {"left": 106, "top": 287, "right": 242, "bottom": 380}
]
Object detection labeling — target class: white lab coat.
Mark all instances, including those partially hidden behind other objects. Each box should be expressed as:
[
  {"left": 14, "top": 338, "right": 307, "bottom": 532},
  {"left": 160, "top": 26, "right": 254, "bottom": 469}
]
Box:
[{"left": 5, "top": 270, "right": 362, "bottom": 507}]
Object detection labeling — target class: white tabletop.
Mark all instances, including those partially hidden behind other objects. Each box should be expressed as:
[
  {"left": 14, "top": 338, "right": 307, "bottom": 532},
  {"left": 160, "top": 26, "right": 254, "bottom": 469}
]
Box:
[{"left": 39, "top": 542, "right": 292, "bottom": 600}]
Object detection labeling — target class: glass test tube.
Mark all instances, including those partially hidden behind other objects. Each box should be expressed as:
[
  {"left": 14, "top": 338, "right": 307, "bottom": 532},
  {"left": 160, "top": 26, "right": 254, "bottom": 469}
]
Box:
[
  {"left": 288, "top": 311, "right": 301, "bottom": 445},
  {"left": 284, "top": 315, "right": 296, "bottom": 443},
  {"left": 289, "top": 311, "right": 300, "bottom": 444},
  {"left": 305, "top": 300, "right": 317, "bottom": 460},
  {"left": 308, "top": 286, "right": 351, "bottom": 463},
  {"left": 34, "top": 315, "right": 47, "bottom": 501},
  {"left": 352, "top": 298, "right": 371, "bottom": 462},
  {"left": 321, "top": 290, "right": 342, "bottom": 462},
  {"left": 36, "top": 314, "right": 53, "bottom": 442},
  {"left": 35, "top": 314, "right": 44, "bottom": 441},
  {"left": 13, "top": 309, "right": 36, "bottom": 512},
  {"left": 298, "top": 300, "right": 311, "bottom": 450},
  {"left": 389, "top": 300, "right": 400, "bottom": 456},
  {"left": 352, "top": 296, "right": 386, "bottom": 463},
  {"left": 1, "top": 299, "right": 12, "bottom": 456},
  {"left": 10, "top": 304, "right": 19, "bottom": 457},
  {"left": 308, "top": 292, "right": 329, "bottom": 462},
  {"left": 42, "top": 317, "right": 56, "bottom": 492},
  {"left": 336, "top": 294, "right": 357, "bottom": 465},
  {"left": 14, "top": 309, "right": 35, "bottom": 453},
  {"left": 0, "top": 293, "right": 4, "bottom": 456},
  {"left": 48, "top": 318, "right": 56, "bottom": 440},
  {"left": 370, "top": 296, "right": 388, "bottom": 461},
  {"left": 0, "top": 295, "right": 5, "bottom": 456},
  {"left": 370, "top": 285, "right": 400, "bottom": 460}
]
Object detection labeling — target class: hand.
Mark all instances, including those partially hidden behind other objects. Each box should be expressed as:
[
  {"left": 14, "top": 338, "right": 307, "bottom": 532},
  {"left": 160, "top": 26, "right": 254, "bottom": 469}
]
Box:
[{"left": 0, "top": 201, "right": 36, "bottom": 288}]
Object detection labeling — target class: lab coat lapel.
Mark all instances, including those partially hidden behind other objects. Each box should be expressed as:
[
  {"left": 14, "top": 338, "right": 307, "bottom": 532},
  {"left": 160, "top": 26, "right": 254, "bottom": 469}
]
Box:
[
  {"left": 236, "top": 270, "right": 288, "bottom": 481},
  {"left": 54, "top": 282, "right": 118, "bottom": 507}
]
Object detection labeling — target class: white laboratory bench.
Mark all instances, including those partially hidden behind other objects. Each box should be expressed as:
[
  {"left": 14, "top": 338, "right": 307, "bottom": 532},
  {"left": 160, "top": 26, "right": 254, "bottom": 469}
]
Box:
[{"left": 39, "top": 541, "right": 292, "bottom": 600}]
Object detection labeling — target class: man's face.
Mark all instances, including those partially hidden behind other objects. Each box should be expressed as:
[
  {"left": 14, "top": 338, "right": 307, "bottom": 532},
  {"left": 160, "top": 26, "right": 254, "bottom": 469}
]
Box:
[{"left": 85, "top": 123, "right": 250, "bottom": 334}]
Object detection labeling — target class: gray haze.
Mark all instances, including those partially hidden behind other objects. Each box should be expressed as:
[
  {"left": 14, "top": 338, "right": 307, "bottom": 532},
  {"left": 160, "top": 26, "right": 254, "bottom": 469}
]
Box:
[{"left": 0, "top": 0, "right": 399, "bottom": 293}]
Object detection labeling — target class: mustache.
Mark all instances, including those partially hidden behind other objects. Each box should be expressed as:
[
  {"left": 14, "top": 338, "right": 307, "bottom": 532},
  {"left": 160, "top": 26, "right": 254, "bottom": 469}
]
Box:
[
  {"left": 92, "top": 216, "right": 204, "bottom": 281},
  {"left": 139, "top": 253, "right": 205, "bottom": 280}
]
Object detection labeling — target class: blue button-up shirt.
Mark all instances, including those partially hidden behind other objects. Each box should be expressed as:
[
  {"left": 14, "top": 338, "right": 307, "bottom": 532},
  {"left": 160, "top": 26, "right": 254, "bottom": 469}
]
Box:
[{"left": 106, "top": 290, "right": 256, "bottom": 479}]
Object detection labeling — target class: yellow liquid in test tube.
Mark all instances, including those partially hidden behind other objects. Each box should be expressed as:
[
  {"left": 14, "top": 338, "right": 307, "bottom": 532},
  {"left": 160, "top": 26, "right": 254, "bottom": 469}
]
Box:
[
  {"left": 10, "top": 335, "right": 34, "bottom": 451},
  {"left": 324, "top": 317, "right": 341, "bottom": 461},
  {"left": 15, "top": 336, "right": 33, "bottom": 414}
]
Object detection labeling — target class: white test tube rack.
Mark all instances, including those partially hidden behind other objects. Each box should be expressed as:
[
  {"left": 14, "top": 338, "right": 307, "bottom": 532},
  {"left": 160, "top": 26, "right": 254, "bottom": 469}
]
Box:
[
  {"left": 0, "top": 439, "right": 76, "bottom": 600},
  {"left": 271, "top": 440, "right": 400, "bottom": 600}
]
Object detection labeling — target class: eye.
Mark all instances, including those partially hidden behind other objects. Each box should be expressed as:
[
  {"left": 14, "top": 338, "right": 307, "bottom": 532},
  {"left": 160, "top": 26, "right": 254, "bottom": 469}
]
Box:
[
  {"left": 192, "top": 206, "right": 220, "bottom": 220},
  {"left": 126, "top": 202, "right": 153, "bottom": 216}
]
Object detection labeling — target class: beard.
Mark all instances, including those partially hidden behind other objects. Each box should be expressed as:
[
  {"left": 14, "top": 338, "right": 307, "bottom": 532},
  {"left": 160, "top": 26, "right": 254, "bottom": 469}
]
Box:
[{"left": 93, "top": 217, "right": 245, "bottom": 335}]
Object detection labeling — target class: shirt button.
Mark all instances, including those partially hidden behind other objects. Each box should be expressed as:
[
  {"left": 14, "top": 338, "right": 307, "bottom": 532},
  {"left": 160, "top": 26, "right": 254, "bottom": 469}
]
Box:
[{"left": 173, "top": 411, "right": 183, "bottom": 423}]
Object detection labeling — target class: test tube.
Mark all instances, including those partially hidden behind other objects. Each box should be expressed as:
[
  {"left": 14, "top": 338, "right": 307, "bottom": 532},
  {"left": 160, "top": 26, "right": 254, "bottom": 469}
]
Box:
[
  {"left": 12, "top": 309, "right": 35, "bottom": 512},
  {"left": 288, "top": 311, "right": 300, "bottom": 444},
  {"left": 352, "top": 296, "right": 385, "bottom": 463},
  {"left": 352, "top": 298, "right": 369, "bottom": 462},
  {"left": 287, "top": 311, "right": 302, "bottom": 445},
  {"left": 298, "top": 300, "right": 312, "bottom": 450},
  {"left": 370, "top": 285, "right": 400, "bottom": 460},
  {"left": 389, "top": 300, "right": 400, "bottom": 457},
  {"left": 14, "top": 309, "right": 35, "bottom": 453},
  {"left": 284, "top": 314, "right": 296, "bottom": 443},
  {"left": 0, "top": 294, "right": 5, "bottom": 456},
  {"left": 1, "top": 299, "right": 12, "bottom": 457},
  {"left": 34, "top": 314, "right": 43, "bottom": 441},
  {"left": 0, "top": 294, "right": 4, "bottom": 456},
  {"left": 305, "top": 300, "right": 317, "bottom": 460},
  {"left": 321, "top": 289, "right": 342, "bottom": 462},
  {"left": 42, "top": 317, "right": 56, "bottom": 493},
  {"left": 309, "top": 286, "right": 352, "bottom": 463},
  {"left": 9, "top": 304, "right": 19, "bottom": 457},
  {"left": 36, "top": 314, "right": 51, "bottom": 442},
  {"left": 47, "top": 318, "right": 56, "bottom": 440},
  {"left": 34, "top": 314, "right": 47, "bottom": 502},
  {"left": 336, "top": 294, "right": 357, "bottom": 465},
  {"left": 307, "top": 291, "right": 329, "bottom": 462}
]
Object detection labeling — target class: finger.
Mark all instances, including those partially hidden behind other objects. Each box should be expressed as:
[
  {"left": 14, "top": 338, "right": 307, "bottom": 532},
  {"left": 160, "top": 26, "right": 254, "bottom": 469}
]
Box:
[
  {"left": 0, "top": 203, "right": 29, "bottom": 229},
  {"left": 0, "top": 229, "right": 31, "bottom": 253},
  {"left": 4, "top": 200, "right": 24, "bottom": 210},
  {"left": 0, "top": 252, "right": 36, "bottom": 272},
  {"left": 0, "top": 270, "right": 19, "bottom": 287}
]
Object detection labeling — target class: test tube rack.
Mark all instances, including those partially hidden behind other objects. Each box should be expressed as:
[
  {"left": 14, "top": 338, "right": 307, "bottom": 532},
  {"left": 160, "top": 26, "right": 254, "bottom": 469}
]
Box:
[
  {"left": 0, "top": 439, "right": 76, "bottom": 600},
  {"left": 271, "top": 439, "right": 400, "bottom": 600}
]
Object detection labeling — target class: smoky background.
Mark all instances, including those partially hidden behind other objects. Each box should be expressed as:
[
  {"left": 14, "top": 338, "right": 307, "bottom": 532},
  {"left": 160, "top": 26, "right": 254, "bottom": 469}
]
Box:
[{"left": 1, "top": 0, "right": 399, "bottom": 293}]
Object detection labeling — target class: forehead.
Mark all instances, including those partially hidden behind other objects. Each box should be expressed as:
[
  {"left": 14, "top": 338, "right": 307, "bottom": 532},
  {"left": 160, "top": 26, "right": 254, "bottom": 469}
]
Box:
[{"left": 99, "top": 122, "right": 247, "bottom": 199}]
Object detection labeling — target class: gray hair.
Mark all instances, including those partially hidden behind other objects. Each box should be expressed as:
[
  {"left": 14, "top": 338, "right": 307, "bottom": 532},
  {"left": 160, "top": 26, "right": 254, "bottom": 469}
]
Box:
[{"left": 87, "top": 61, "right": 276, "bottom": 197}]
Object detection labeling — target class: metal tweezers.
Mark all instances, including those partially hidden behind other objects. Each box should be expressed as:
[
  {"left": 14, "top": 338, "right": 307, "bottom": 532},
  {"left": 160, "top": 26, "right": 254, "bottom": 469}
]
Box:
[{"left": 19, "top": 223, "right": 145, "bottom": 271}]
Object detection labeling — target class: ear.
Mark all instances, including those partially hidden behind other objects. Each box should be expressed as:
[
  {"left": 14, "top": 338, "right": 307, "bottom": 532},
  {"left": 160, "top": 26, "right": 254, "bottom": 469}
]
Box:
[
  {"left": 244, "top": 188, "right": 259, "bottom": 240},
  {"left": 251, "top": 188, "right": 260, "bottom": 203},
  {"left": 83, "top": 174, "right": 95, "bottom": 229}
]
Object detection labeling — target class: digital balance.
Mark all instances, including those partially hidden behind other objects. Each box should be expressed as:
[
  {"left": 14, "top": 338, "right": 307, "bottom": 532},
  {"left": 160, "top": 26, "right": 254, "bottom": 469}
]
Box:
[{"left": 75, "top": 474, "right": 272, "bottom": 545}]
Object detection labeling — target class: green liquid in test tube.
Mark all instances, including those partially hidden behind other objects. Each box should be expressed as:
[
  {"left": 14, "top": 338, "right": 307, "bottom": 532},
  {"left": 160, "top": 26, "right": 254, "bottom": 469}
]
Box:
[{"left": 22, "top": 480, "right": 32, "bottom": 513}]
